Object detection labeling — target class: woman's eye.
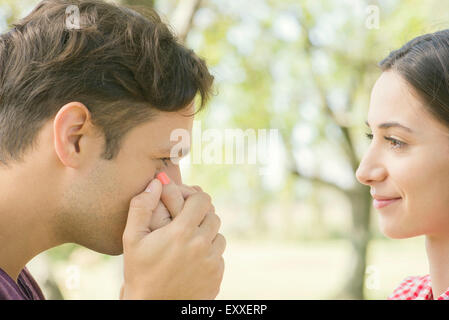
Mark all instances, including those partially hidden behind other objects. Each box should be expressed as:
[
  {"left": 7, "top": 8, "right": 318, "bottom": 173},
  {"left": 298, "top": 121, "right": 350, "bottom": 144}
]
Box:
[
  {"left": 384, "top": 136, "right": 406, "bottom": 149},
  {"left": 365, "top": 133, "right": 406, "bottom": 150}
]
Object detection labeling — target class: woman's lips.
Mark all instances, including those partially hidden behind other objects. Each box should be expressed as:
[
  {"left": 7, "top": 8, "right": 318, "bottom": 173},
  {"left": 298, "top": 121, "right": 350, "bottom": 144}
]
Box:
[{"left": 372, "top": 197, "right": 402, "bottom": 209}]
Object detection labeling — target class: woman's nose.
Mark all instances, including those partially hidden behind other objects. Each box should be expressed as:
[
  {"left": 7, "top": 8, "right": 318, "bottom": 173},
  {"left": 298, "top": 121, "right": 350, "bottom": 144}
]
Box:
[{"left": 356, "top": 153, "right": 387, "bottom": 186}]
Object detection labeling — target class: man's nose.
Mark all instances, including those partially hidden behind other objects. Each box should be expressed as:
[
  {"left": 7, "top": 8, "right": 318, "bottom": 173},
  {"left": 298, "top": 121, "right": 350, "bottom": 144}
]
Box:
[{"left": 355, "top": 152, "right": 387, "bottom": 186}]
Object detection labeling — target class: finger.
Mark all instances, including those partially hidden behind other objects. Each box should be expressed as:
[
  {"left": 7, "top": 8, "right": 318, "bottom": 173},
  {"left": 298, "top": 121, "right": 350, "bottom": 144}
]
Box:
[
  {"left": 210, "top": 233, "right": 226, "bottom": 257},
  {"left": 178, "top": 184, "right": 199, "bottom": 199},
  {"left": 149, "top": 201, "right": 172, "bottom": 231},
  {"left": 123, "top": 179, "right": 162, "bottom": 244},
  {"left": 198, "top": 211, "right": 220, "bottom": 243},
  {"left": 174, "top": 191, "right": 212, "bottom": 228},
  {"left": 157, "top": 172, "right": 184, "bottom": 219},
  {"left": 191, "top": 185, "right": 203, "bottom": 192}
]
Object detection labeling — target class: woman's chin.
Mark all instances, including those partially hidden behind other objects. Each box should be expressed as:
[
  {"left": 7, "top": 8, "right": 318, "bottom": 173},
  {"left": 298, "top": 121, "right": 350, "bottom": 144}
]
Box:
[{"left": 379, "top": 221, "right": 421, "bottom": 239}]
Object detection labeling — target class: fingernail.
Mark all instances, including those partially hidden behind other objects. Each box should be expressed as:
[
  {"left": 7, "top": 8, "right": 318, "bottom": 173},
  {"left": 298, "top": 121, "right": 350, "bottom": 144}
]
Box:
[
  {"left": 156, "top": 172, "right": 170, "bottom": 185},
  {"left": 145, "top": 181, "right": 152, "bottom": 193}
]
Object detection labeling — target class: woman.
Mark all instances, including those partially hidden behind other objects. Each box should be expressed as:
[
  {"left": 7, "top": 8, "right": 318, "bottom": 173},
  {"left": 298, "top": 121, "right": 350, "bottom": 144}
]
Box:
[{"left": 356, "top": 30, "right": 449, "bottom": 300}]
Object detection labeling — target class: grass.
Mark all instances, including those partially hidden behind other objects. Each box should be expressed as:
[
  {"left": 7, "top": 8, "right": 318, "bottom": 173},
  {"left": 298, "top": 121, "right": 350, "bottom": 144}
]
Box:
[
  {"left": 217, "top": 236, "right": 428, "bottom": 299},
  {"left": 27, "top": 236, "right": 428, "bottom": 299}
]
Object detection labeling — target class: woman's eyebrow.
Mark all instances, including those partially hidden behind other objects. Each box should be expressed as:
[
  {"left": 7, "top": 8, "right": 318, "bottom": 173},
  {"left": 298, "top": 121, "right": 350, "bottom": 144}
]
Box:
[{"left": 364, "top": 121, "right": 414, "bottom": 133}]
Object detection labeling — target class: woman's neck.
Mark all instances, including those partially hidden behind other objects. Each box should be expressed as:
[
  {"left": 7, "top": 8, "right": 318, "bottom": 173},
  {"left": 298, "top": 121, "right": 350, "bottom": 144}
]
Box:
[{"left": 425, "top": 235, "right": 449, "bottom": 299}]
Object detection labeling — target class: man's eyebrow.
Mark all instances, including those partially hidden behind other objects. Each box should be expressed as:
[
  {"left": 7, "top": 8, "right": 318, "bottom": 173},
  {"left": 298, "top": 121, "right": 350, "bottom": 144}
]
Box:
[{"left": 364, "top": 121, "right": 414, "bottom": 133}]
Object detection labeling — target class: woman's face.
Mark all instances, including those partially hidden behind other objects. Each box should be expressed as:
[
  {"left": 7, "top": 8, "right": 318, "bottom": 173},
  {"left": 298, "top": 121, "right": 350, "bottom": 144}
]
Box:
[{"left": 356, "top": 70, "right": 449, "bottom": 239}]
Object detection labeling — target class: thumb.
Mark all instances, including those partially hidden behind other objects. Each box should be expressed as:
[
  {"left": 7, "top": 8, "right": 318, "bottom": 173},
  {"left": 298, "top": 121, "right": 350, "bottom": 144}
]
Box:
[
  {"left": 123, "top": 178, "right": 162, "bottom": 244},
  {"left": 157, "top": 172, "right": 184, "bottom": 219}
]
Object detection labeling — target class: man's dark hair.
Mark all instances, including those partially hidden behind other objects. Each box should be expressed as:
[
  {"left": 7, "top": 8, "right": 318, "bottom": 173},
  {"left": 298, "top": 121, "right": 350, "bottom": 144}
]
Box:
[{"left": 0, "top": 0, "right": 213, "bottom": 166}]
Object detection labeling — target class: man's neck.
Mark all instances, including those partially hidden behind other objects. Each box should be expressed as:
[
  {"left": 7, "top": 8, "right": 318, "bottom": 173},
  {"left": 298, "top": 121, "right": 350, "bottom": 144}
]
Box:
[
  {"left": 0, "top": 169, "right": 61, "bottom": 282},
  {"left": 0, "top": 211, "right": 60, "bottom": 282}
]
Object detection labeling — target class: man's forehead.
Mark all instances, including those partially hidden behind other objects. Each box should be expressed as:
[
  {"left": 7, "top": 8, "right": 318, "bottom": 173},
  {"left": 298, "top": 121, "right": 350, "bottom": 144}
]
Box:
[{"left": 143, "top": 104, "right": 194, "bottom": 155}]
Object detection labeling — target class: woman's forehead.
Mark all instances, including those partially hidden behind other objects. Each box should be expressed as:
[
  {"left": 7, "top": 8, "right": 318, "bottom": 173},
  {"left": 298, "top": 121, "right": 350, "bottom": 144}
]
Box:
[{"left": 368, "top": 71, "right": 440, "bottom": 134}]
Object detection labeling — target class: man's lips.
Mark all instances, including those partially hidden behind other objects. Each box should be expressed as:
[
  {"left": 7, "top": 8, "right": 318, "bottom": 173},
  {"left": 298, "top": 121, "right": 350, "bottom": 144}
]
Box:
[{"left": 372, "top": 196, "right": 402, "bottom": 209}]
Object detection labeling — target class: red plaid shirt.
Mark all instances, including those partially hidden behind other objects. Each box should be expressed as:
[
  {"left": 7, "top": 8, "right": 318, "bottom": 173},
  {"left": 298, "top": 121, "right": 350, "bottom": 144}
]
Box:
[{"left": 388, "top": 274, "right": 449, "bottom": 300}]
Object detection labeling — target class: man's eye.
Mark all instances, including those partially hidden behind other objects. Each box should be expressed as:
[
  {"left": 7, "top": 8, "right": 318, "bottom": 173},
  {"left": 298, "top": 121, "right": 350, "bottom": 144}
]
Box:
[
  {"left": 365, "top": 132, "right": 373, "bottom": 140},
  {"left": 160, "top": 157, "right": 171, "bottom": 166}
]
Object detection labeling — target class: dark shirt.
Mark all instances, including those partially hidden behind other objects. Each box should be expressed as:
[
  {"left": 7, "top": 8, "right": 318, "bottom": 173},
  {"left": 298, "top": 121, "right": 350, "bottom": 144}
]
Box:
[{"left": 0, "top": 266, "right": 45, "bottom": 300}]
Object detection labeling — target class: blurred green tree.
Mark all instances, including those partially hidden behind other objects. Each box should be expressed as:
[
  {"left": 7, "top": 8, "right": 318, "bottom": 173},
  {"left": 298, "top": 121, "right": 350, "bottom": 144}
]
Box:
[
  {"left": 2, "top": 0, "right": 449, "bottom": 300},
  {"left": 184, "top": 0, "right": 448, "bottom": 299}
]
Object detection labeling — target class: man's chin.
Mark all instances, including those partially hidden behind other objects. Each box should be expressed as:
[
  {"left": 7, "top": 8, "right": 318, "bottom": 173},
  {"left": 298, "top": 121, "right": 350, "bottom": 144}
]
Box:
[
  {"left": 100, "top": 242, "right": 124, "bottom": 256},
  {"left": 82, "top": 239, "right": 124, "bottom": 256},
  {"left": 102, "top": 248, "right": 124, "bottom": 256}
]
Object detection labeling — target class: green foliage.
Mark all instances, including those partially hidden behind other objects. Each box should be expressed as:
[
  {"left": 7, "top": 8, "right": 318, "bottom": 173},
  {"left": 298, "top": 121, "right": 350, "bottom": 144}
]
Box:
[{"left": 2, "top": 0, "right": 449, "bottom": 299}]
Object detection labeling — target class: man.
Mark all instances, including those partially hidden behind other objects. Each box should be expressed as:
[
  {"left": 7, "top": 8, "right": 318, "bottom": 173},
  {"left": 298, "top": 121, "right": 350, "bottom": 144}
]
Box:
[{"left": 0, "top": 0, "right": 225, "bottom": 300}]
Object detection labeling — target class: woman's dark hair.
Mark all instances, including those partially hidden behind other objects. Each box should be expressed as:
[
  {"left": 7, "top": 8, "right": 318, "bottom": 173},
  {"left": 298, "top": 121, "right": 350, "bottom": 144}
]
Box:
[
  {"left": 379, "top": 29, "right": 449, "bottom": 127},
  {"left": 0, "top": 0, "right": 214, "bottom": 166}
]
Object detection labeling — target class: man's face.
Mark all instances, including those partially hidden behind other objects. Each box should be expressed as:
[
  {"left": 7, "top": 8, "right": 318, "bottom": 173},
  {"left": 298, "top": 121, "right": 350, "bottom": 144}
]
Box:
[{"left": 60, "top": 104, "right": 194, "bottom": 255}]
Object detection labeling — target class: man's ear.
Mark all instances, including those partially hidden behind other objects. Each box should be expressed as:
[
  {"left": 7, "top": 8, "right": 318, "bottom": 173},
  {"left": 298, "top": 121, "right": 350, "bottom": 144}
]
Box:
[{"left": 53, "top": 101, "right": 96, "bottom": 168}]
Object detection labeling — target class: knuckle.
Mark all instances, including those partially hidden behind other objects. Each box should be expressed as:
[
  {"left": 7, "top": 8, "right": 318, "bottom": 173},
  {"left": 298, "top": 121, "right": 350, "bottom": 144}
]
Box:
[
  {"left": 180, "top": 184, "right": 196, "bottom": 194},
  {"left": 212, "top": 233, "right": 226, "bottom": 253},
  {"left": 150, "top": 215, "right": 171, "bottom": 230},
  {"left": 185, "top": 191, "right": 212, "bottom": 208},
  {"left": 153, "top": 204, "right": 170, "bottom": 218},
  {"left": 169, "top": 224, "right": 186, "bottom": 239},
  {"left": 129, "top": 195, "right": 149, "bottom": 210},
  {"left": 216, "top": 257, "right": 225, "bottom": 276},
  {"left": 196, "top": 191, "right": 212, "bottom": 204},
  {"left": 191, "top": 236, "right": 209, "bottom": 253},
  {"left": 212, "top": 213, "right": 221, "bottom": 229},
  {"left": 129, "top": 197, "right": 143, "bottom": 208},
  {"left": 162, "top": 215, "right": 172, "bottom": 225},
  {"left": 220, "top": 256, "right": 225, "bottom": 269},
  {"left": 164, "top": 190, "right": 178, "bottom": 202},
  {"left": 216, "top": 232, "right": 225, "bottom": 244}
]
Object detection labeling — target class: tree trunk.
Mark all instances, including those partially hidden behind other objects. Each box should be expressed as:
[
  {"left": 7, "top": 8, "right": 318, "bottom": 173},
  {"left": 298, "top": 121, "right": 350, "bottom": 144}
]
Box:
[
  {"left": 169, "top": 0, "right": 202, "bottom": 43},
  {"left": 337, "top": 184, "right": 372, "bottom": 299}
]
